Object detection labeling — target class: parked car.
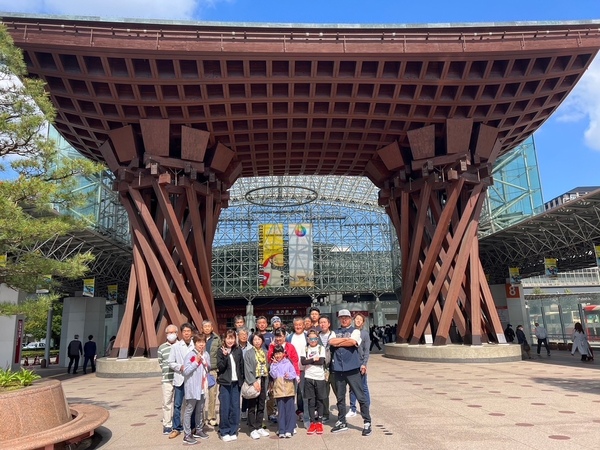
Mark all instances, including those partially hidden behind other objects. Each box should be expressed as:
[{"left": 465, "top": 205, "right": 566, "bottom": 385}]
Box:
[{"left": 22, "top": 342, "right": 45, "bottom": 350}]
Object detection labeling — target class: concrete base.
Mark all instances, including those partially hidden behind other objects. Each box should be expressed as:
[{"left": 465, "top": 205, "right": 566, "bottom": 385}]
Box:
[
  {"left": 96, "top": 357, "right": 162, "bottom": 378},
  {"left": 384, "top": 342, "right": 523, "bottom": 363}
]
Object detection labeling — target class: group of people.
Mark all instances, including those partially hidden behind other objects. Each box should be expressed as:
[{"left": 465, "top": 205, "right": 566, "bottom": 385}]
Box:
[
  {"left": 157, "top": 307, "right": 373, "bottom": 445},
  {"left": 504, "top": 322, "right": 594, "bottom": 361},
  {"left": 368, "top": 324, "right": 396, "bottom": 350},
  {"left": 66, "top": 334, "right": 98, "bottom": 375}
]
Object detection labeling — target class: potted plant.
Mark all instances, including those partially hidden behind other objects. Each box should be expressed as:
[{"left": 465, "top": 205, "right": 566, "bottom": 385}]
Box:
[{"left": 0, "top": 366, "right": 40, "bottom": 392}]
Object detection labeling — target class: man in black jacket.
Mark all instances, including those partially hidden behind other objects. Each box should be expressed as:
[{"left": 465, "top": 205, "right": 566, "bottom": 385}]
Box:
[
  {"left": 83, "top": 335, "right": 97, "bottom": 374},
  {"left": 67, "top": 335, "right": 83, "bottom": 374}
]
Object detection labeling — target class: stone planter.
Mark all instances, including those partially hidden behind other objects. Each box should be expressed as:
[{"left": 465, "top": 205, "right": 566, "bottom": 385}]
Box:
[{"left": 0, "top": 379, "right": 108, "bottom": 450}]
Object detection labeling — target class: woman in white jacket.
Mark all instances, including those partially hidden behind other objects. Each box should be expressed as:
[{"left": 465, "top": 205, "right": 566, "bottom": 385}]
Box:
[{"left": 571, "top": 322, "right": 592, "bottom": 362}]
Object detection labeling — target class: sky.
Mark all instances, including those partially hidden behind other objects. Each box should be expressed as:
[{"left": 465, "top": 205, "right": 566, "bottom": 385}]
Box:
[{"left": 1, "top": 0, "right": 600, "bottom": 201}]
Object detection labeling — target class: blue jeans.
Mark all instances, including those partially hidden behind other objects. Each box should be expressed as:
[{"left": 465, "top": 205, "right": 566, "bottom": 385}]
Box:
[
  {"left": 349, "top": 373, "right": 371, "bottom": 412},
  {"left": 219, "top": 383, "right": 241, "bottom": 436},
  {"left": 277, "top": 396, "right": 296, "bottom": 435},
  {"left": 173, "top": 384, "right": 185, "bottom": 431}
]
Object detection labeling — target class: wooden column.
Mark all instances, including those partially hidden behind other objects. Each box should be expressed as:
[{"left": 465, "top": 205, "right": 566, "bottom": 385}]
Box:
[
  {"left": 101, "top": 120, "right": 240, "bottom": 358},
  {"left": 374, "top": 119, "right": 506, "bottom": 346}
]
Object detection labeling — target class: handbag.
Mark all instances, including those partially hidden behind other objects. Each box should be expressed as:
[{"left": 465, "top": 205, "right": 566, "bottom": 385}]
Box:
[
  {"left": 207, "top": 373, "right": 216, "bottom": 388},
  {"left": 523, "top": 343, "right": 531, "bottom": 352},
  {"left": 241, "top": 381, "right": 260, "bottom": 399}
]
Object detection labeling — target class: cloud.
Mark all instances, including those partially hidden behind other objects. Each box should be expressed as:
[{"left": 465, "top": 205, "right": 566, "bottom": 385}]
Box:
[
  {"left": 0, "top": 0, "right": 229, "bottom": 20},
  {"left": 556, "top": 56, "right": 600, "bottom": 151}
]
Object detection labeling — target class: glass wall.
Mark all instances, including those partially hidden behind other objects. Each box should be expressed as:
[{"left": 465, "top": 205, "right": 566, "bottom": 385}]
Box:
[
  {"left": 479, "top": 136, "right": 544, "bottom": 236},
  {"left": 526, "top": 293, "right": 600, "bottom": 343}
]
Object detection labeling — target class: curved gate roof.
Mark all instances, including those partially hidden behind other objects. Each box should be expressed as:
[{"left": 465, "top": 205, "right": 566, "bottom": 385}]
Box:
[{"left": 4, "top": 15, "right": 600, "bottom": 179}]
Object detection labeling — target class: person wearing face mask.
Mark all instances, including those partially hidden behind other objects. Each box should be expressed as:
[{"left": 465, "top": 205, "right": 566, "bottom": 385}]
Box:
[{"left": 158, "top": 324, "right": 178, "bottom": 436}]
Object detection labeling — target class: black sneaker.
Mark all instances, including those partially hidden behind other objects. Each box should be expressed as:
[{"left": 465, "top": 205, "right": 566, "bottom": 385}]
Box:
[
  {"left": 331, "top": 421, "right": 348, "bottom": 433},
  {"left": 183, "top": 435, "right": 198, "bottom": 445},
  {"left": 362, "top": 422, "right": 372, "bottom": 436},
  {"left": 192, "top": 428, "right": 209, "bottom": 439}
]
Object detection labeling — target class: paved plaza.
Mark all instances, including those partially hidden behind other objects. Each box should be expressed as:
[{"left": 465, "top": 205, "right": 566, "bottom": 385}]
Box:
[{"left": 36, "top": 348, "right": 600, "bottom": 449}]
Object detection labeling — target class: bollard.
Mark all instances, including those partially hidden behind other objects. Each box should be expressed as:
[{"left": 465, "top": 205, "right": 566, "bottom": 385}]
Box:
[{"left": 41, "top": 358, "right": 47, "bottom": 368}]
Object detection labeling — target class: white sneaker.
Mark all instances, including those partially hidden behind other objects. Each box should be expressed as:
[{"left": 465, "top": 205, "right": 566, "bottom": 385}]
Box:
[
  {"left": 241, "top": 411, "right": 248, "bottom": 420},
  {"left": 258, "top": 428, "right": 270, "bottom": 437},
  {"left": 221, "top": 435, "right": 231, "bottom": 442},
  {"left": 230, "top": 435, "right": 238, "bottom": 441},
  {"left": 345, "top": 410, "right": 357, "bottom": 418},
  {"left": 250, "top": 430, "right": 261, "bottom": 440}
]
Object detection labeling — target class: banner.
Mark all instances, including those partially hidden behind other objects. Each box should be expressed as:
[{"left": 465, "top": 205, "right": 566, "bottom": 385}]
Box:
[
  {"left": 288, "top": 223, "right": 314, "bottom": 287},
  {"left": 258, "top": 224, "right": 284, "bottom": 288},
  {"left": 595, "top": 244, "right": 600, "bottom": 267},
  {"left": 544, "top": 258, "right": 558, "bottom": 278},
  {"left": 35, "top": 275, "right": 52, "bottom": 294},
  {"left": 83, "top": 278, "right": 95, "bottom": 297},
  {"left": 0, "top": 254, "right": 6, "bottom": 268},
  {"left": 508, "top": 267, "right": 521, "bottom": 285},
  {"left": 107, "top": 284, "right": 118, "bottom": 302}
]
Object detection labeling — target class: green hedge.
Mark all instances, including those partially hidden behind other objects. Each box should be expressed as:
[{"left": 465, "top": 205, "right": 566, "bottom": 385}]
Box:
[{"left": 20, "top": 349, "right": 59, "bottom": 359}]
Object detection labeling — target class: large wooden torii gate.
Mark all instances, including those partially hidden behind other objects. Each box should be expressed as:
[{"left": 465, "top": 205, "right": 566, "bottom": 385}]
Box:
[{"left": 371, "top": 119, "right": 506, "bottom": 346}]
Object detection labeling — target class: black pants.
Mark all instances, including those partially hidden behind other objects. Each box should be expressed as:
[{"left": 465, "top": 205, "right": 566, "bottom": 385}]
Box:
[
  {"left": 247, "top": 376, "right": 267, "bottom": 430},
  {"left": 537, "top": 338, "right": 550, "bottom": 355},
  {"left": 334, "top": 369, "right": 371, "bottom": 423},
  {"left": 370, "top": 339, "right": 381, "bottom": 351},
  {"left": 83, "top": 356, "right": 95, "bottom": 373},
  {"left": 304, "top": 377, "right": 326, "bottom": 422},
  {"left": 68, "top": 355, "right": 80, "bottom": 373}
]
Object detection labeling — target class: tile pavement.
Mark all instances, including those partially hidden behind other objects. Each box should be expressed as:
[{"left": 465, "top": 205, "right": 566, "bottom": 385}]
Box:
[{"left": 33, "top": 347, "right": 600, "bottom": 449}]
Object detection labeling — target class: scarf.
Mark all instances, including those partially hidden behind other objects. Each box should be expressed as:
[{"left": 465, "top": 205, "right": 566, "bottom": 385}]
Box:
[{"left": 255, "top": 347, "right": 267, "bottom": 377}]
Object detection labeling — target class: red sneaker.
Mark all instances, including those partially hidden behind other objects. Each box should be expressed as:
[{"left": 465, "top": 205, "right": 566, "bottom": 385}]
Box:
[
  {"left": 315, "top": 422, "right": 324, "bottom": 435},
  {"left": 307, "top": 423, "right": 318, "bottom": 435}
]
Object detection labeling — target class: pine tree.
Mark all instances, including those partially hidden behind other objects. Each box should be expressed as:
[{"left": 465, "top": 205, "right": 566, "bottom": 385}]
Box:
[{"left": 0, "top": 25, "right": 102, "bottom": 294}]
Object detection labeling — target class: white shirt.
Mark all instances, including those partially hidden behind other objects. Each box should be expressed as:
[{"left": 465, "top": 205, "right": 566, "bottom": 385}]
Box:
[
  {"left": 290, "top": 332, "right": 307, "bottom": 371},
  {"left": 302, "top": 344, "right": 326, "bottom": 381}
]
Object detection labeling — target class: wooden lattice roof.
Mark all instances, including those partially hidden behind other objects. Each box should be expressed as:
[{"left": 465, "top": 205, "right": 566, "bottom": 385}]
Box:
[{"left": 4, "top": 15, "right": 600, "bottom": 178}]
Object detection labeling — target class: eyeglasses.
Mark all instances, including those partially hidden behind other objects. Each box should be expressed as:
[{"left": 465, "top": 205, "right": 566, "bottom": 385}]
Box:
[{"left": 308, "top": 338, "right": 319, "bottom": 341}]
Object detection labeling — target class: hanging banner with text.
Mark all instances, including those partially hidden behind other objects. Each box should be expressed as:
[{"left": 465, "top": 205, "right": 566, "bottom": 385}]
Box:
[
  {"left": 288, "top": 223, "right": 314, "bottom": 287},
  {"left": 544, "top": 258, "right": 558, "bottom": 278},
  {"left": 83, "top": 278, "right": 95, "bottom": 297},
  {"left": 508, "top": 267, "right": 521, "bottom": 285},
  {"left": 595, "top": 244, "right": 600, "bottom": 267},
  {"left": 107, "top": 284, "right": 118, "bottom": 302},
  {"left": 258, "top": 223, "right": 284, "bottom": 288}
]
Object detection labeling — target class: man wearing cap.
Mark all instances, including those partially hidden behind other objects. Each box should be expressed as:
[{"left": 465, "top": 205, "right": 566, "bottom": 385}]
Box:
[
  {"left": 271, "top": 316, "right": 284, "bottom": 334},
  {"left": 329, "top": 309, "right": 372, "bottom": 437}
]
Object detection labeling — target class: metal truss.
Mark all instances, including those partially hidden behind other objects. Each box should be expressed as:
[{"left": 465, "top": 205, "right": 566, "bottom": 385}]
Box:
[
  {"left": 13, "top": 228, "right": 132, "bottom": 298},
  {"left": 480, "top": 189, "right": 600, "bottom": 284},
  {"left": 212, "top": 177, "right": 394, "bottom": 299}
]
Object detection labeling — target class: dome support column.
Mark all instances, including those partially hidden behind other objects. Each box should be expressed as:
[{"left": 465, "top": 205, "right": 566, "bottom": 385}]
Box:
[{"left": 371, "top": 119, "right": 507, "bottom": 346}]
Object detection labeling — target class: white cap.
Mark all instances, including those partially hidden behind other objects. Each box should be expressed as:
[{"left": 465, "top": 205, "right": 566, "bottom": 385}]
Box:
[{"left": 338, "top": 309, "right": 351, "bottom": 317}]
